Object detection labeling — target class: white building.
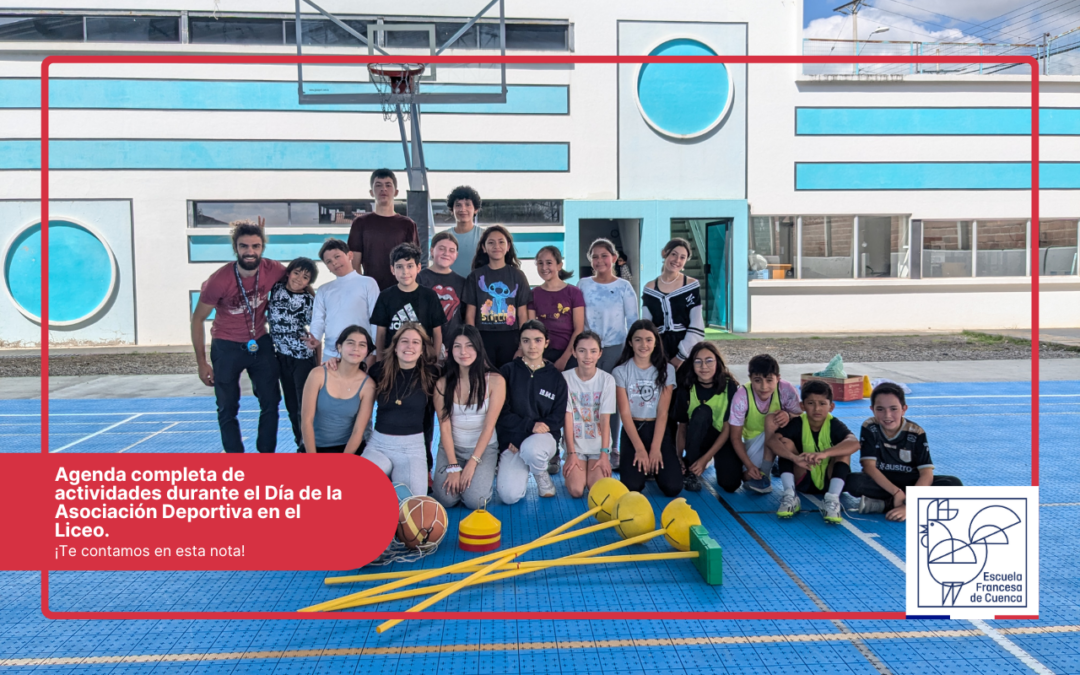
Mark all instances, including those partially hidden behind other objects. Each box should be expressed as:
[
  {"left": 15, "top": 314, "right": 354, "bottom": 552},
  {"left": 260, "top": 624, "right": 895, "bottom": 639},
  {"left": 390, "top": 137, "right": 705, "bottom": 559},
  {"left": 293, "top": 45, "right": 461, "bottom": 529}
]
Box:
[{"left": 1, "top": 1, "right": 1076, "bottom": 347}]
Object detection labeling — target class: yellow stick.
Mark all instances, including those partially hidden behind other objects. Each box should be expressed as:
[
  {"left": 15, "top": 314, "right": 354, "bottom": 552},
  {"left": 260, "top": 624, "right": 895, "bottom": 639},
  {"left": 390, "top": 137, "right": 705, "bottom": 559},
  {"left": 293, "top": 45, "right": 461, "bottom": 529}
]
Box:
[
  {"left": 335, "top": 551, "right": 694, "bottom": 608},
  {"left": 301, "top": 513, "right": 617, "bottom": 612},
  {"left": 323, "top": 504, "right": 603, "bottom": 586},
  {"left": 376, "top": 548, "right": 519, "bottom": 633},
  {"left": 328, "top": 529, "right": 670, "bottom": 611}
]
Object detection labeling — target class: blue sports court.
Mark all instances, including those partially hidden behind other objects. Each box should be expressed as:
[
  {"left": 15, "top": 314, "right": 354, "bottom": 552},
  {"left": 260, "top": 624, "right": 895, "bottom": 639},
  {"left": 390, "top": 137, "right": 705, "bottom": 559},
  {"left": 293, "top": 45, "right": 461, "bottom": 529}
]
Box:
[{"left": 1, "top": 380, "right": 1079, "bottom": 674}]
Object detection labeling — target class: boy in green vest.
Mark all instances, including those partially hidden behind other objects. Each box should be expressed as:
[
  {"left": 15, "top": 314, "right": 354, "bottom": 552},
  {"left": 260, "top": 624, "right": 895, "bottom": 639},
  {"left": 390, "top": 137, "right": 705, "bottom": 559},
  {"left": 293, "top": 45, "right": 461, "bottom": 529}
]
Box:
[
  {"left": 766, "top": 379, "right": 859, "bottom": 523},
  {"left": 729, "top": 354, "right": 803, "bottom": 493}
]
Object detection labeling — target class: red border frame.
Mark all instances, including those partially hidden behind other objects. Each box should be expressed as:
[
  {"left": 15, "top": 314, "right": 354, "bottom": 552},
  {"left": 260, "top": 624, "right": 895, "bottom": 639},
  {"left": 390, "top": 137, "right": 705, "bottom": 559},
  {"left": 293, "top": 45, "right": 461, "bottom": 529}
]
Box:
[{"left": 38, "top": 53, "right": 1040, "bottom": 621}]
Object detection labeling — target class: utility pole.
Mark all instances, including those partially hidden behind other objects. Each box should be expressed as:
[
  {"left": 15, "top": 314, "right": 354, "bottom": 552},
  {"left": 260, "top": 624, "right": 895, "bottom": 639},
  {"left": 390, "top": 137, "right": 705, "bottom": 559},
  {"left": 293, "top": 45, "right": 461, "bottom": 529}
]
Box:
[{"left": 834, "top": 0, "right": 867, "bottom": 74}]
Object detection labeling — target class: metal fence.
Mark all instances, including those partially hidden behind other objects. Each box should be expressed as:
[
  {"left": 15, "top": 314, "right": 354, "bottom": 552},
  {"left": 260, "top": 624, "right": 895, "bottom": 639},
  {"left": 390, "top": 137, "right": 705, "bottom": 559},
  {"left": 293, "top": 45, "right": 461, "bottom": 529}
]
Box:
[{"left": 802, "top": 38, "right": 1080, "bottom": 76}]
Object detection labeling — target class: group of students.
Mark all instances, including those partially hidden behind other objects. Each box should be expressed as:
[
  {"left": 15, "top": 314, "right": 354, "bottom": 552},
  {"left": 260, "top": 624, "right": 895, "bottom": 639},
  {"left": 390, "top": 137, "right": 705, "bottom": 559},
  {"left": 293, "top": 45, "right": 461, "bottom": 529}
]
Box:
[{"left": 193, "top": 168, "right": 960, "bottom": 524}]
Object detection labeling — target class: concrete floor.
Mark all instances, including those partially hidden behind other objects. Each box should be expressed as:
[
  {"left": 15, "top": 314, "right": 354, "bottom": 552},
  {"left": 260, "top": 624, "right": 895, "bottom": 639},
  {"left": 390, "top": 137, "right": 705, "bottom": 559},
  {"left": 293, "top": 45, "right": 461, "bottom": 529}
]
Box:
[{"left": 2, "top": 359, "right": 1075, "bottom": 400}]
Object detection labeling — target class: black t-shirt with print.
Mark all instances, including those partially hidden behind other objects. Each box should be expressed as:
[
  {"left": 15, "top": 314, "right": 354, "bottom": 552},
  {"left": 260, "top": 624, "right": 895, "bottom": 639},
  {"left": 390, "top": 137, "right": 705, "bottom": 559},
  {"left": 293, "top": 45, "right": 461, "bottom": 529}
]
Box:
[
  {"left": 267, "top": 279, "right": 315, "bottom": 359},
  {"left": 462, "top": 264, "right": 532, "bottom": 331},
  {"left": 370, "top": 285, "right": 447, "bottom": 350},
  {"left": 417, "top": 268, "right": 464, "bottom": 350},
  {"left": 780, "top": 416, "right": 854, "bottom": 454},
  {"left": 858, "top": 418, "right": 933, "bottom": 475}
]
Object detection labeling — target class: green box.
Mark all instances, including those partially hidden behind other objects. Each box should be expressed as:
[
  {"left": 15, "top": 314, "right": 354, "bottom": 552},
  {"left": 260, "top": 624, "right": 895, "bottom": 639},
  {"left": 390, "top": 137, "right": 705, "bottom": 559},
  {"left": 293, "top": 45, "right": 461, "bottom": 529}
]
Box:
[{"left": 690, "top": 525, "right": 722, "bottom": 585}]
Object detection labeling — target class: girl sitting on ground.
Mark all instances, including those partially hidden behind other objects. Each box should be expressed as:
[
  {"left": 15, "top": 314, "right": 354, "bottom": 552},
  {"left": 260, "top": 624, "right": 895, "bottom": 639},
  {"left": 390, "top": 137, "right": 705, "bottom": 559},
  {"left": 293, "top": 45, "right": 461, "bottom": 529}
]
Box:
[
  {"left": 562, "top": 330, "right": 617, "bottom": 498},
  {"left": 613, "top": 319, "right": 680, "bottom": 497},
  {"left": 495, "top": 320, "right": 568, "bottom": 503},
  {"left": 672, "top": 341, "right": 741, "bottom": 493},
  {"left": 432, "top": 326, "right": 506, "bottom": 510},
  {"left": 300, "top": 325, "right": 374, "bottom": 454},
  {"left": 363, "top": 322, "right": 439, "bottom": 497}
]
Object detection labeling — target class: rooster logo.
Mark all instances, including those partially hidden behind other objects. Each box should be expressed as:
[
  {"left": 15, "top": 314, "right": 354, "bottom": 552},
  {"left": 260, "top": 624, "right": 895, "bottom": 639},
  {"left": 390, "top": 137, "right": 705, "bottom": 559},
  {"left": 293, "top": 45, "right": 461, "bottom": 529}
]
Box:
[{"left": 920, "top": 499, "right": 1022, "bottom": 606}]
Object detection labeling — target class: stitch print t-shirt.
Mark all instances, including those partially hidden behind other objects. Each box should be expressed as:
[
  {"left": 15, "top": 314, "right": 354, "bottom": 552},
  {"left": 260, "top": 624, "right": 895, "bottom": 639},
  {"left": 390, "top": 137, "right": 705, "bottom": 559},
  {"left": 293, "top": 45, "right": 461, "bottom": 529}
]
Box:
[
  {"left": 612, "top": 361, "right": 677, "bottom": 420},
  {"left": 463, "top": 265, "right": 532, "bottom": 331}
]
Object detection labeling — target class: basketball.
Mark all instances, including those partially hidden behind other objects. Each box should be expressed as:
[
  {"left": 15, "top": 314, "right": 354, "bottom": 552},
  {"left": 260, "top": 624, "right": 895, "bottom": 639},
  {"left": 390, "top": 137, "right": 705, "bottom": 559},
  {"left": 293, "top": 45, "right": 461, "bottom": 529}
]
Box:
[
  {"left": 661, "top": 498, "right": 702, "bottom": 552},
  {"left": 587, "top": 477, "right": 629, "bottom": 523},
  {"left": 612, "top": 491, "right": 656, "bottom": 540},
  {"left": 397, "top": 496, "right": 448, "bottom": 550},
  {"left": 393, "top": 482, "right": 413, "bottom": 505}
]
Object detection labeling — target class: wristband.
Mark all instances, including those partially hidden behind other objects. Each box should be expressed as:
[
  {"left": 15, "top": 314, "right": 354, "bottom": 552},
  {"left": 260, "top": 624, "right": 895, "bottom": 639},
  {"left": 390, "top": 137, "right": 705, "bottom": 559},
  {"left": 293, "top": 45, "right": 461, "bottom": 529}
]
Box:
[
  {"left": 600, "top": 447, "right": 611, "bottom": 455},
  {"left": 445, "top": 465, "right": 462, "bottom": 474},
  {"left": 470, "top": 455, "right": 482, "bottom": 464}
]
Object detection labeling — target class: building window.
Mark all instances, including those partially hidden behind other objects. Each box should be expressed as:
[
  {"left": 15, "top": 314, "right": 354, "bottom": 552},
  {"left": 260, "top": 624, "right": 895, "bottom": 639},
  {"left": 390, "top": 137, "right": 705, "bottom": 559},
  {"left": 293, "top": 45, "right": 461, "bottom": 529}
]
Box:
[
  {"left": 749, "top": 216, "right": 795, "bottom": 279},
  {"left": 923, "top": 221, "right": 973, "bottom": 278},
  {"left": 191, "top": 200, "right": 408, "bottom": 227},
  {"left": 0, "top": 16, "right": 84, "bottom": 41},
  {"left": 975, "top": 219, "right": 1026, "bottom": 277},
  {"left": 1039, "top": 219, "right": 1079, "bottom": 276},
  {"left": 189, "top": 17, "right": 284, "bottom": 44},
  {"left": 432, "top": 199, "right": 563, "bottom": 226},
  {"left": 800, "top": 216, "right": 853, "bottom": 279},
  {"left": 285, "top": 19, "right": 368, "bottom": 46},
  {"left": 85, "top": 16, "right": 179, "bottom": 42},
  {"left": 480, "top": 22, "right": 569, "bottom": 50},
  {"left": 858, "top": 216, "right": 909, "bottom": 278}
]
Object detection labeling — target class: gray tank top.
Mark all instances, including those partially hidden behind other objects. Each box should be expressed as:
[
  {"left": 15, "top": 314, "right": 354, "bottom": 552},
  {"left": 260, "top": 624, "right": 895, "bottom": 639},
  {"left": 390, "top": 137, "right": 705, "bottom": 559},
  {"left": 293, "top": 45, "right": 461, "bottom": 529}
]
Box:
[{"left": 313, "top": 367, "right": 367, "bottom": 448}]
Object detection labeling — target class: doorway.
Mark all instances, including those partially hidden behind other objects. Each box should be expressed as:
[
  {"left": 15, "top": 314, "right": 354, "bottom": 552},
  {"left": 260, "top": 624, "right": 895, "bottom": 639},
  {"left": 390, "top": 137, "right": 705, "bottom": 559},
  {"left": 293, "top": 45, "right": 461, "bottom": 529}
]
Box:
[
  {"left": 578, "top": 218, "right": 643, "bottom": 295},
  {"left": 670, "top": 218, "right": 732, "bottom": 331}
]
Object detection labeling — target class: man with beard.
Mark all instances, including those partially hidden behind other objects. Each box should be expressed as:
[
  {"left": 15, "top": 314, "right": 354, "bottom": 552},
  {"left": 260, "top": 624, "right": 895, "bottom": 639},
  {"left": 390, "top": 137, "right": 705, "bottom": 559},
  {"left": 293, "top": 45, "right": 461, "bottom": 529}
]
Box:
[{"left": 191, "top": 219, "right": 287, "bottom": 453}]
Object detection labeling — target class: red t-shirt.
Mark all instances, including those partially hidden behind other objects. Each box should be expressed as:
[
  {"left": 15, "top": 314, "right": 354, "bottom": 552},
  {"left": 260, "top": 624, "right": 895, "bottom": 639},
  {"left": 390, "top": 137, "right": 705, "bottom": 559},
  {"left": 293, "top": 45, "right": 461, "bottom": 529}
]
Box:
[
  {"left": 198, "top": 258, "right": 286, "bottom": 343},
  {"left": 347, "top": 212, "right": 419, "bottom": 291}
]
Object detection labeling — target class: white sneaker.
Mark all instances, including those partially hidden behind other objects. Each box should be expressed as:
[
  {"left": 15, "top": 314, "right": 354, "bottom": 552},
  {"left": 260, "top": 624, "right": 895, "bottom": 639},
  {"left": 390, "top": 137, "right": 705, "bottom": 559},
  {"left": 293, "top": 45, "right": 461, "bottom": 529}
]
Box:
[
  {"left": 776, "top": 489, "right": 800, "bottom": 518},
  {"left": 821, "top": 493, "right": 842, "bottom": 524},
  {"left": 534, "top": 471, "right": 556, "bottom": 498}
]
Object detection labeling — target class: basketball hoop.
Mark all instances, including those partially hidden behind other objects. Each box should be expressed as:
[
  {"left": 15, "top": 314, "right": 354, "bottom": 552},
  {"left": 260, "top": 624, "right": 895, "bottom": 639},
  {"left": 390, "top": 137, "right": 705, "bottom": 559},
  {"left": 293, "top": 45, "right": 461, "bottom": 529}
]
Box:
[{"left": 367, "top": 63, "right": 426, "bottom": 121}]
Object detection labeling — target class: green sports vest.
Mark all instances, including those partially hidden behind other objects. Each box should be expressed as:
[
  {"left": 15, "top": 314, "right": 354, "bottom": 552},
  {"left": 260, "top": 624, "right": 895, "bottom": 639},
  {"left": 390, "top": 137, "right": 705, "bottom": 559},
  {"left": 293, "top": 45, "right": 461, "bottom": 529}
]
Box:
[
  {"left": 800, "top": 413, "right": 833, "bottom": 490},
  {"left": 742, "top": 383, "right": 780, "bottom": 441},
  {"left": 688, "top": 384, "right": 729, "bottom": 432}
]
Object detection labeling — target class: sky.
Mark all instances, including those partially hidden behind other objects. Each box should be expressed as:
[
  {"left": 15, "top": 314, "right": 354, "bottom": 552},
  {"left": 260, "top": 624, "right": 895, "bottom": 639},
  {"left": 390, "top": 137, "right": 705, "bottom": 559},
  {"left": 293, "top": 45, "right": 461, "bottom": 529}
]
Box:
[{"left": 803, "top": 0, "right": 1080, "bottom": 48}]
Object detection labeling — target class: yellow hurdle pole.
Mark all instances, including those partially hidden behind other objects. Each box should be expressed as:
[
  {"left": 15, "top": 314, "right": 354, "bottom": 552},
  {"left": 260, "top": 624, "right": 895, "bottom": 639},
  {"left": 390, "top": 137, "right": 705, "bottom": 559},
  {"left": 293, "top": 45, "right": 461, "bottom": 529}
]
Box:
[
  {"left": 301, "top": 515, "right": 619, "bottom": 612},
  {"left": 376, "top": 548, "right": 521, "bottom": 633},
  {"left": 329, "top": 529, "right": 671, "bottom": 611},
  {"left": 323, "top": 504, "right": 603, "bottom": 586},
  {"left": 336, "top": 551, "right": 694, "bottom": 609}
]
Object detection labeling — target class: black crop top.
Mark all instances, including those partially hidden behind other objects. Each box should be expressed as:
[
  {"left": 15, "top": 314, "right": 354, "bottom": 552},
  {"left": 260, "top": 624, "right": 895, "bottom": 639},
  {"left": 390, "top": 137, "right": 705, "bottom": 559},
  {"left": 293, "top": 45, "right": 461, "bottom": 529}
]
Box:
[{"left": 370, "top": 363, "right": 431, "bottom": 436}]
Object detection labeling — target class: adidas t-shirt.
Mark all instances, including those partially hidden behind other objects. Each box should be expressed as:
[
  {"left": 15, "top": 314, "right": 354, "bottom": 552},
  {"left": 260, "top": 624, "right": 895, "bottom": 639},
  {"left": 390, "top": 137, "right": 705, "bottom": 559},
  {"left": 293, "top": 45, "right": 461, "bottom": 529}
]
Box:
[{"left": 370, "top": 285, "right": 447, "bottom": 350}]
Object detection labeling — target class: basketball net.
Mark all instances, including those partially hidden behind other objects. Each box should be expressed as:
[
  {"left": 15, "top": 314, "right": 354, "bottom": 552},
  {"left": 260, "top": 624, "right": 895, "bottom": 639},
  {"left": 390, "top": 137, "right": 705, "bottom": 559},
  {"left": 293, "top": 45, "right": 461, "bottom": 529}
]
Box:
[
  {"left": 367, "top": 63, "right": 425, "bottom": 122},
  {"left": 367, "top": 497, "right": 441, "bottom": 566}
]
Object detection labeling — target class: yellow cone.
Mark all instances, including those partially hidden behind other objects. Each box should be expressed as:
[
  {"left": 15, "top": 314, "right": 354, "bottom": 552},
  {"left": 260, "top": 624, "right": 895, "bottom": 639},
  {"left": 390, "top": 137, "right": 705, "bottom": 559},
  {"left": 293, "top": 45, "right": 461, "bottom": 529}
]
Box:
[{"left": 862, "top": 375, "right": 872, "bottom": 398}]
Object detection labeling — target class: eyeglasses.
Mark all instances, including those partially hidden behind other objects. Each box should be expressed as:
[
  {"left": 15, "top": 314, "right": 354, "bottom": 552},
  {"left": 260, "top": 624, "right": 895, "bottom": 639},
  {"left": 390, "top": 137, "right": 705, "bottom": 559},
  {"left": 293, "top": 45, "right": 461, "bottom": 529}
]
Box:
[{"left": 693, "top": 358, "right": 717, "bottom": 367}]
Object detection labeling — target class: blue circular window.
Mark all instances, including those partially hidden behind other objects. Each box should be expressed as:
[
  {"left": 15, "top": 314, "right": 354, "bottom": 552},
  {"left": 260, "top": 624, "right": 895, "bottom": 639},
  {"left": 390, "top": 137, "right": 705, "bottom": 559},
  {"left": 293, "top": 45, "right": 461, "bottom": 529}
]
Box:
[
  {"left": 3, "top": 220, "right": 116, "bottom": 325},
  {"left": 636, "top": 38, "right": 733, "bottom": 139}
]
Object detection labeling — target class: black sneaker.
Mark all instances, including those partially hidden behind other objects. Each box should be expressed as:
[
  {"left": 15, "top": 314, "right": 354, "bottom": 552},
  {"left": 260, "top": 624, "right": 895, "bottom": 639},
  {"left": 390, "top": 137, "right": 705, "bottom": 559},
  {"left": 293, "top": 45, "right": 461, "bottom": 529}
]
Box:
[
  {"left": 683, "top": 472, "right": 702, "bottom": 492},
  {"left": 771, "top": 459, "right": 782, "bottom": 478}
]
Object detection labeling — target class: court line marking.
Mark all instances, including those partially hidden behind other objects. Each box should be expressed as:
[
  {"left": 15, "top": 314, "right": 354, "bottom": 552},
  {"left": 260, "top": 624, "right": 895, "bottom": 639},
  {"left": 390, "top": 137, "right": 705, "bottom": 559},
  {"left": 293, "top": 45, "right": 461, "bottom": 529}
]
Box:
[
  {"left": 50, "top": 414, "right": 142, "bottom": 453},
  {"left": 4, "top": 623, "right": 1076, "bottom": 666},
  {"left": 801, "top": 494, "right": 1053, "bottom": 675},
  {"left": 117, "top": 423, "right": 179, "bottom": 453},
  {"left": 1040, "top": 502, "right": 1080, "bottom": 507}
]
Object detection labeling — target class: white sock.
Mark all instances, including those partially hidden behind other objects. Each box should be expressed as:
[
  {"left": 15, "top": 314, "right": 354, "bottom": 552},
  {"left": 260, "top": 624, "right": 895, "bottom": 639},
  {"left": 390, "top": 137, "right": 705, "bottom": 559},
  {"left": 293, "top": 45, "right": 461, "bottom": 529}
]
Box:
[
  {"left": 759, "top": 456, "right": 773, "bottom": 476},
  {"left": 828, "top": 478, "right": 845, "bottom": 496},
  {"left": 781, "top": 473, "right": 795, "bottom": 492}
]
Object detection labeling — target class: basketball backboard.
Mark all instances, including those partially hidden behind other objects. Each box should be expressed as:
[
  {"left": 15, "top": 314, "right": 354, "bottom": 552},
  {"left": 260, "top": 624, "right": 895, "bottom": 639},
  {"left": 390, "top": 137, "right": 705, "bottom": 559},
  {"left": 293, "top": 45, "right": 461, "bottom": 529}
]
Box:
[{"left": 293, "top": 0, "right": 508, "bottom": 105}]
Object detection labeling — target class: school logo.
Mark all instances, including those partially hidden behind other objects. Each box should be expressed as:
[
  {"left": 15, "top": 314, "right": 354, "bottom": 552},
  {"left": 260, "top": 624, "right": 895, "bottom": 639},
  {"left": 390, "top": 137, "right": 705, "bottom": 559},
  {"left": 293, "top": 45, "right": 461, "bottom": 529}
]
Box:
[{"left": 906, "top": 486, "right": 1038, "bottom": 620}]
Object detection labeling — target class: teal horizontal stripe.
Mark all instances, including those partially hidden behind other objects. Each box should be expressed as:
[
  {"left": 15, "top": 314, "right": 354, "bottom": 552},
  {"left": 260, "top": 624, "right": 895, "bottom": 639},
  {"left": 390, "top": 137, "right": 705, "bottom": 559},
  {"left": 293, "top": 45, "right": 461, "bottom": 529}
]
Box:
[
  {"left": 2, "top": 78, "right": 567, "bottom": 114},
  {"left": 795, "top": 162, "right": 1080, "bottom": 190},
  {"left": 1, "top": 140, "right": 568, "bottom": 172},
  {"left": 189, "top": 231, "right": 564, "bottom": 263},
  {"left": 796, "top": 108, "right": 1080, "bottom": 136}
]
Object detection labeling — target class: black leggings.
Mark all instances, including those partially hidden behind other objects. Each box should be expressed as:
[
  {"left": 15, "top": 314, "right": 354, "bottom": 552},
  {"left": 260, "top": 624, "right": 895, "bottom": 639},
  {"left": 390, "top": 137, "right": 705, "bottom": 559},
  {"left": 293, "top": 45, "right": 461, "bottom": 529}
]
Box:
[
  {"left": 846, "top": 471, "right": 962, "bottom": 499},
  {"left": 778, "top": 456, "right": 851, "bottom": 495},
  {"left": 684, "top": 405, "right": 743, "bottom": 493},
  {"left": 620, "top": 420, "right": 682, "bottom": 497},
  {"left": 481, "top": 329, "right": 520, "bottom": 369}
]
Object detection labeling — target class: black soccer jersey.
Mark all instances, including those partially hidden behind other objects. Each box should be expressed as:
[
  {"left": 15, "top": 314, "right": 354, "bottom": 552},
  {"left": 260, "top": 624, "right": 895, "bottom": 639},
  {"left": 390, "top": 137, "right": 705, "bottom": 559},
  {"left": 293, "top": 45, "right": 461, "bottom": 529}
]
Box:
[{"left": 859, "top": 418, "right": 933, "bottom": 475}]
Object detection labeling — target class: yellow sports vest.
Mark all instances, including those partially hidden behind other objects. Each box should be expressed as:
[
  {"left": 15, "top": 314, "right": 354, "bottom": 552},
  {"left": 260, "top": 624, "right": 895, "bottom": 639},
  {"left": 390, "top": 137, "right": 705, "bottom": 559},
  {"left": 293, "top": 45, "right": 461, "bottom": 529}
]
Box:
[
  {"left": 800, "top": 413, "right": 833, "bottom": 490},
  {"left": 742, "top": 383, "right": 780, "bottom": 440},
  {"left": 688, "top": 384, "right": 729, "bottom": 432}
]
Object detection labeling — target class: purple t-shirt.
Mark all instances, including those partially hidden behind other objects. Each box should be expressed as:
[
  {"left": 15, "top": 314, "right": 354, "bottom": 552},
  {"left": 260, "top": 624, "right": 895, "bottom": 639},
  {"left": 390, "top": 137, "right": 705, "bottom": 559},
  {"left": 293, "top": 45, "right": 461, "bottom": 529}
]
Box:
[{"left": 528, "top": 284, "right": 585, "bottom": 351}]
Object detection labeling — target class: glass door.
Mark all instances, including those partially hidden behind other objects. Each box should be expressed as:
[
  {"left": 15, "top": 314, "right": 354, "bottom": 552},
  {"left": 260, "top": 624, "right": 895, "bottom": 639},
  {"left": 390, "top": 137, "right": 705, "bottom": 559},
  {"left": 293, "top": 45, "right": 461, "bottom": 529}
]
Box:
[{"left": 705, "top": 219, "right": 731, "bottom": 330}]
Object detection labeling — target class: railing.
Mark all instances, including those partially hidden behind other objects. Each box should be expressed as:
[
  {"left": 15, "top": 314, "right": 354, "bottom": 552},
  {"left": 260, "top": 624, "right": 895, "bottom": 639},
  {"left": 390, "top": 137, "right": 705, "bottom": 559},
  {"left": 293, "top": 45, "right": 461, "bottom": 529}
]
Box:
[{"left": 802, "top": 38, "right": 1080, "bottom": 76}]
